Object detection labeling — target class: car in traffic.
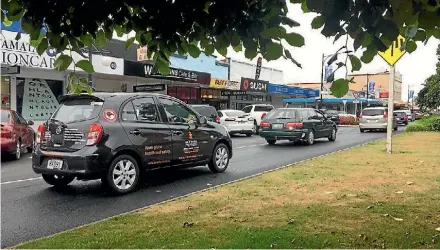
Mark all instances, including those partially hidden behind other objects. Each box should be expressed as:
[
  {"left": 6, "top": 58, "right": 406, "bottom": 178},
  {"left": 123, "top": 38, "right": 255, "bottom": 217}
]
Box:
[
  {"left": 190, "top": 104, "right": 220, "bottom": 123},
  {"left": 1, "top": 109, "right": 35, "bottom": 160},
  {"left": 359, "top": 107, "right": 398, "bottom": 132},
  {"left": 218, "top": 109, "right": 255, "bottom": 136},
  {"left": 319, "top": 109, "right": 340, "bottom": 124},
  {"left": 242, "top": 104, "right": 274, "bottom": 134},
  {"left": 32, "top": 93, "right": 233, "bottom": 195},
  {"left": 393, "top": 111, "right": 409, "bottom": 125},
  {"left": 259, "top": 108, "right": 337, "bottom": 145},
  {"left": 414, "top": 112, "right": 424, "bottom": 120}
]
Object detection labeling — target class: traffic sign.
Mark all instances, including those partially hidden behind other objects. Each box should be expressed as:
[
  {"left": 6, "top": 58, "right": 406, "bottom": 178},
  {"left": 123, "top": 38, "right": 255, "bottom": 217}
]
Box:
[{"left": 378, "top": 35, "right": 407, "bottom": 66}]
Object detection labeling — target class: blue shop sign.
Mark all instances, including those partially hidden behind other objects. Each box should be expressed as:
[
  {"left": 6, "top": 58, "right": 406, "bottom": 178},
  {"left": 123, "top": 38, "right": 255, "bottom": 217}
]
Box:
[
  {"left": 1, "top": 19, "right": 46, "bottom": 33},
  {"left": 267, "top": 84, "right": 289, "bottom": 94}
]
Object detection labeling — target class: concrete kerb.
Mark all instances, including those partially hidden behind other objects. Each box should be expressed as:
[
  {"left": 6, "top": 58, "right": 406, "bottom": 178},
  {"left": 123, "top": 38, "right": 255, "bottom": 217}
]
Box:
[{"left": 12, "top": 136, "right": 386, "bottom": 248}]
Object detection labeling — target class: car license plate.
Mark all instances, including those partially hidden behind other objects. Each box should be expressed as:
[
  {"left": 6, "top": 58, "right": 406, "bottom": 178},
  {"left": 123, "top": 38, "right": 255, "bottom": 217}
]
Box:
[
  {"left": 47, "top": 159, "right": 63, "bottom": 169},
  {"left": 368, "top": 120, "right": 377, "bottom": 123},
  {"left": 272, "top": 124, "right": 283, "bottom": 129}
]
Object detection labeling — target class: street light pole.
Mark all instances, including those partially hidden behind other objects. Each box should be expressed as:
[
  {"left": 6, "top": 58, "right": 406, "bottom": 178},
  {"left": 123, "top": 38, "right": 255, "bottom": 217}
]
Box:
[
  {"left": 319, "top": 54, "right": 325, "bottom": 109},
  {"left": 88, "top": 45, "right": 93, "bottom": 88},
  {"left": 366, "top": 73, "right": 369, "bottom": 106}
]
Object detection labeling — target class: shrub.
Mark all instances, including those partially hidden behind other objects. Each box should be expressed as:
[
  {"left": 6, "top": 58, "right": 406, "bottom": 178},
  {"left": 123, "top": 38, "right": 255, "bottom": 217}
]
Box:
[
  {"left": 339, "top": 116, "right": 360, "bottom": 125},
  {"left": 406, "top": 115, "right": 440, "bottom": 132}
]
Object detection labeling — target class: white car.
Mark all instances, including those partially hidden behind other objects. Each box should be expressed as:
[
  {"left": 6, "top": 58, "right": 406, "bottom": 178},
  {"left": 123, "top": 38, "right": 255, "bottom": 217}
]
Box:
[
  {"left": 218, "top": 110, "right": 255, "bottom": 136},
  {"left": 242, "top": 104, "right": 274, "bottom": 134}
]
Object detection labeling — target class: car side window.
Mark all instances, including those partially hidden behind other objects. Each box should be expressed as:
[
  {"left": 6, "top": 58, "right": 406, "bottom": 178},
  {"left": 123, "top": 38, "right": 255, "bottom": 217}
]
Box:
[
  {"left": 242, "top": 106, "right": 252, "bottom": 113},
  {"left": 132, "top": 97, "right": 160, "bottom": 122},
  {"left": 314, "top": 111, "right": 325, "bottom": 119},
  {"left": 217, "top": 111, "right": 223, "bottom": 117},
  {"left": 121, "top": 101, "right": 138, "bottom": 121},
  {"left": 159, "top": 97, "right": 197, "bottom": 124},
  {"left": 15, "top": 112, "right": 28, "bottom": 124},
  {"left": 11, "top": 111, "right": 21, "bottom": 124}
]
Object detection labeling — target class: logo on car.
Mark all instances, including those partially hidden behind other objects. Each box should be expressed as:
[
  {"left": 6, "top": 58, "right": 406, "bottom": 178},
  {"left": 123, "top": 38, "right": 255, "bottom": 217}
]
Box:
[{"left": 55, "top": 125, "right": 62, "bottom": 135}]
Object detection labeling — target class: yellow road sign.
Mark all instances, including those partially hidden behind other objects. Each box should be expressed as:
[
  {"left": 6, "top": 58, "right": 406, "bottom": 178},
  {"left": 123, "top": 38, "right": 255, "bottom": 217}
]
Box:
[{"left": 378, "top": 35, "right": 407, "bottom": 66}]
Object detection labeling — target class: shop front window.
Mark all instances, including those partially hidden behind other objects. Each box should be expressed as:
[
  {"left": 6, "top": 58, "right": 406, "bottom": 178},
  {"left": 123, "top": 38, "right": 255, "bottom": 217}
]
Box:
[
  {"left": 16, "top": 77, "right": 63, "bottom": 121},
  {"left": 1, "top": 76, "right": 11, "bottom": 109}
]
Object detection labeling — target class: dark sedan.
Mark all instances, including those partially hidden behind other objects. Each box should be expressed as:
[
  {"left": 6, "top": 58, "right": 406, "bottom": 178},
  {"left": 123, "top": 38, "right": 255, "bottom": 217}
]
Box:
[{"left": 319, "top": 109, "right": 340, "bottom": 124}]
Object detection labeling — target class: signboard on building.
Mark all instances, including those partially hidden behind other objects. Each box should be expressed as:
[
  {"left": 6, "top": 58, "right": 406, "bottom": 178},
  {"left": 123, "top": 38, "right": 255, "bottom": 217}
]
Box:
[
  {"left": 137, "top": 46, "right": 150, "bottom": 61},
  {"left": 268, "top": 84, "right": 289, "bottom": 95},
  {"left": 1, "top": 37, "right": 56, "bottom": 69},
  {"left": 133, "top": 84, "right": 166, "bottom": 92},
  {"left": 221, "top": 90, "right": 247, "bottom": 96},
  {"left": 21, "top": 78, "right": 59, "bottom": 120},
  {"left": 255, "top": 57, "right": 262, "bottom": 80},
  {"left": 379, "top": 92, "right": 389, "bottom": 98},
  {"left": 209, "top": 78, "right": 228, "bottom": 89},
  {"left": 240, "top": 77, "right": 268, "bottom": 93},
  {"left": 226, "top": 80, "right": 240, "bottom": 90}
]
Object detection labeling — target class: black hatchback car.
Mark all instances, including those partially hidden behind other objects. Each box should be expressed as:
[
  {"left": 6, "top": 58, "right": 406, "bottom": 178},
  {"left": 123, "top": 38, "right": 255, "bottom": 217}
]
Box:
[{"left": 32, "top": 93, "right": 233, "bottom": 195}]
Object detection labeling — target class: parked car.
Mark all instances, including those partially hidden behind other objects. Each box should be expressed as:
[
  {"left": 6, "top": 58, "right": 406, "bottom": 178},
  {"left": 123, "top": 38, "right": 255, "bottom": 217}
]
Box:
[
  {"left": 319, "top": 109, "right": 340, "bottom": 124},
  {"left": 393, "top": 111, "right": 409, "bottom": 125},
  {"left": 1, "top": 109, "right": 35, "bottom": 160},
  {"left": 218, "top": 110, "right": 255, "bottom": 136},
  {"left": 359, "top": 107, "right": 397, "bottom": 132},
  {"left": 32, "top": 93, "right": 233, "bottom": 195},
  {"left": 398, "top": 109, "right": 415, "bottom": 122},
  {"left": 242, "top": 104, "right": 274, "bottom": 134},
  {"left": 259, "top": 108, "right": 337, "bottom": 145},
  {"left": 414, "top": 112, "right": 424, "bottom": 120},
  {"left": 190, "top": 104, "right": 220, "bottom": 123}
]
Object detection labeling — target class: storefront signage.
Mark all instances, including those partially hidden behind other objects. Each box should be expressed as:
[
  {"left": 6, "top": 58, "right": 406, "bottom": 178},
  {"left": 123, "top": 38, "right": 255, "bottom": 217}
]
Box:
[
  {"left": 268, "top": 84, "right": 289, "bottom": 95},
  {"left": 1, "top": 65, "right": 20, "bottom": 74},
  {"left": 21, "top": 78, "right": 59, "bottom": 120},
  {"left": 379, "top": 92, "right": 389, "bottom": 98},
  {"left": 226, "top": 80, "right": 240, "bottom": 90},
  {"left": 1, "top": 37, "right": 56, "bottom": 69},
  {"left": 240, "top": 77, "right": 268, "bottom": 93},
  {"left": 137, "top": 46, "right": 150, "bottom": 61},
  {"left": 255, "top": 57, "right": 262, "bottom": 80},
  {"left": 133, "top": 84, "right": 166, "bottom": 92},
  {"left": 209, "top": 78, "right": 228, "bottom": 89},
  {"left": 221, "top": 90, "right": 247, "bottom": 96}
]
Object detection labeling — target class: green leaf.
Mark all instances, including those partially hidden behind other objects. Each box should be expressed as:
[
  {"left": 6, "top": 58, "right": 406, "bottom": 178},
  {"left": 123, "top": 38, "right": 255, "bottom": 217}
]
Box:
[
  {"left": 21, "top": 21, "right": 35, "bottom": 34},
  {"left": 284, "top": 32, "right": 305, "bottom": 47},
  {"left": 36, "top": 38, "right": 48, "bottom": 56},
  {"left": 330, "top": 79, "right": 349, "bottom": 97},
  {"left": 29, "top": 33, "right": 44, "bottom": 48},
  {"left": 79, "top": 34, "right": 93, "bottom": 47},
  {"left": 204, "top": 44, "right": 215, "bottom": 55},
  {"left": 114, "top": 25, "right": 125, "bottom": 37},
  {"left": 301, "top": 1, "right": 310, "bottom": 13},
  {"left": 264, "top": 42, "right": 283, "bottom": 61},
  {"left": 405, "top": 40, "right": 417, "bottom": 53},
  {"left": 54, "top": 55, "right": 73, "bottom": 71},
  {"left": 2, "top": 16, "right": 12, "bottom": 26},
  {"left": 285, "top": 50, "right": 302, "bottom": 68},
  {"left": 187, "top": 44, "right": 201, "bottom": 58},
  {"left": 76, "top": 60, "right": 94, "bottom": 73},
  {"left": 217, "top": 46, "right": 227, "bottom": 56},
  {"left": 349, "top": 55, "right": 362, "bottom": 72},
  {"left": 231, "top": 34, "right": 241, "bottom": 47},
  {"left": 95, "top": 30, "right": 107, "bottom": 47},
  {"left": 244, "top": 42, "right": 258, "bottom": 59},
  {"left": 125, "top": 37, "right": 136, "bottom": 50},
  {"left": 281, "top": 17, "right": 300, "bottom": 27},
  {"left": 361, "top": 48, "right": 376, "bottom": 64},
  {"left": 6, "top": 0, "right": 24, "bottom": 21},
  {"left": 155, "top": 60, "right": 170, "bottom": 75},
  {"left": 413, "top": 30, "right": 427, "bottom": 41},
  {"left": 233, "top": 43, "right": 242, "bottom": 52},
  {"left": 260, "top": 27, "right": 285, "bottom": 38},
  {"left": 311, "top": 15, "right": 325, "bottom": 29}
]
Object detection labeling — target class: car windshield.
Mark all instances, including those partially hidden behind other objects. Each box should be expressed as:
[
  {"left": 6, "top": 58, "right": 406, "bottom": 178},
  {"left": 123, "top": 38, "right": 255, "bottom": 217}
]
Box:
[
  {"left": 225, "top": 111, "right": 246, "bottom": 117},
  {"left": 254, "top": 106, "right": 273, "bottom": 112},
  {"left": 265, "top": 109, "right": 297, "bottom": 120},
  {"left": 362, "top": 109, "right": 384, "bottom": 116},
  {"left": 192, "top": 106, "right": 216, "bottom": 117},
  {"left": 51, "top": 99, "right": 104, "bottom": 123},
  {"left": 1, "top": 110, "right": 10, "bottom": 123}
]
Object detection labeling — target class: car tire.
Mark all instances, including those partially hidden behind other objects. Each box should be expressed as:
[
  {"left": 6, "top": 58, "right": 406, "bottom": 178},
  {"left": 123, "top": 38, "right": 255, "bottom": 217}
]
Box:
[
  {"left": 13, "top": 140, "right": 21, "bottom": 160},
  {"left": 27, "top": 146, "right": 33, "bottom": 153},
  {"left": 328, "top": 127, "right": 337, "bottom": 141},
  {"left": 102, "top": 155, "right": 140, "bottom": 195},
  {"left": 394, "top": 126, "right": 398, "bottom": 131},
  {"left": 208, "top": 143, "right": 230, "bottom": 173},
  {"left": 360, "top": 128, "right": 365, "bottom": 133},
  {"left": 254, "top": 121, "right": 259, "bottom": 135},
  {"left": 42, "top": 174, "right": 75, "bottom": 187},
  {"left": 266, "top": 139, "right": 276, "bottom": 145},
  {"left": 305, "top": 130, "right": 314, "bottom": 145},
  {"left": 246, "top": 133, "right": 252, "bottom": 137}
]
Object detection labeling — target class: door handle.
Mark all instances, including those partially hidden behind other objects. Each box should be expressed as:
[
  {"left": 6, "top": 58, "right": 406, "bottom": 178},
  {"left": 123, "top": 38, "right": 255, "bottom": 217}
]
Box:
[
  {"left": 172, "top": 131, "right": 183, "bottom": 136},
  {"left": 129, "top": 129, "right": 141, "bottom": 135}
]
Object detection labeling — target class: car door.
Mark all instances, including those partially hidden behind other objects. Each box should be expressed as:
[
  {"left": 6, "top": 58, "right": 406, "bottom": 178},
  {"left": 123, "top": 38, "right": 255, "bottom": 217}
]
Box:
[
  {"left": 305, "top": 110, "right": 324, "bottom": 137},
  {"left": 10, "top": 111, "right": 26, "bottom": 145},
  {"left": 158, "top": 97, "right": 212, "bottom": 165},
  {"left": 16, "top": 112, "right": 34, "bottom": 147},
  {"left": 120, "top": 97, "right": 173, "bottom": 167},
  {"left": 315, "top": 110, "right": 333, "bottom": 137}
]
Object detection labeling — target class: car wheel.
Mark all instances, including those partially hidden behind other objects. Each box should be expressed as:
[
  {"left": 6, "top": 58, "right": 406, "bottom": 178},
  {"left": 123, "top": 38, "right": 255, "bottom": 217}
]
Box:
[
  {"left": 360, "top": 128, "right": 365, "bottom": 133},
  {"left": 103, "top": 155, "right": 140, "bottom": 195},
  {"left": 328, "top": 127, "right": 337, "bottom": 141},
  {"left": 305, "top": 130, "right": 315, "bottom": 145},
  {"left": 208, "top": 143, "right": 230, "bottom": 173},
  {"left": 27, "top": 145, "right": 33, "bottom": 153},
  {"left": 42, "top": 174, "right": 74, "bottom": 187},
  {"left": 266, "top": 139, "right": 276, "bottom": 145},
  {"left": 394, "top": 126, "right": 398, "bottom": 131},
  {"left": 13, "top": 140, "right": 21, "bottom": 160},
  {"left": 252, "top": 125, "right": 256, "bottom": 134},
  {"left": 254, "top": 121, "right": 259, "bottom": 135},
  {"left": 246, "top": 133, "right": 252, "bottom": 137}
]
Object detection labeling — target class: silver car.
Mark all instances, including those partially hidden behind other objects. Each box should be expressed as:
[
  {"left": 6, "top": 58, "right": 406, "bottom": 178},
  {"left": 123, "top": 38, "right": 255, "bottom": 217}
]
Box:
[{"left": 359, "top": 107, "right": 397, "bottom": 133}]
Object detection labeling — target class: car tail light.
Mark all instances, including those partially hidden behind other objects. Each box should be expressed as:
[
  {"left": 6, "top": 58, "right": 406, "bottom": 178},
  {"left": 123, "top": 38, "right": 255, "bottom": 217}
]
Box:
[
  {"left": 261, "top": 113, "right": 267, "bottom": 120},
  {"left": 383, "top": 112, "right": 388, "bottom": 118},
  {"left": 403, "top": 115, "right": 407, "bottom": 120},
  {"left": 86, "top": 123, "right": 103, "bottom": 146},
  {"left": 225, "top": 118, "right": 236, "bottom": 121},
  {"left": 260, "top": 121, "right": 271, "bottom": 128},
  {"left": 216, "top": 116, "right": 220, "bottom": 123},
  {"left": 35, "top": 124, "right": 46, "bottom": 143},
  {"left": 285, "top": 122, "right": 304, "bottom": 130},
  {"left": 0, "top": 125, "right": 13, "bottom": 138}
]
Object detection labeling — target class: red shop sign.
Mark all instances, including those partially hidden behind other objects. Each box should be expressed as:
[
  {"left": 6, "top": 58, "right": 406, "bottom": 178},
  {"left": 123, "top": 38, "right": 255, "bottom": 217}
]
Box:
[{"left": 379, "top": 92, "right": 389, "bottom": 98}]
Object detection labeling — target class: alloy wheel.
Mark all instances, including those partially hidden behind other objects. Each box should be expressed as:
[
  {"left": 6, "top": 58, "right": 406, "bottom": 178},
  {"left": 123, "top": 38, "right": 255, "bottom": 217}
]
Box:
[
  {"left": 308, "top": 131, "right": 314, "bottom": 144},
  {"left": 15, "top": 141, "right": 21, "bottom": 160},
  {"left": 215, "top": 146, "right": 229, "bottom": 170},
  {"left": 112, "top": 159, "right": 137, "bottom": 190}
]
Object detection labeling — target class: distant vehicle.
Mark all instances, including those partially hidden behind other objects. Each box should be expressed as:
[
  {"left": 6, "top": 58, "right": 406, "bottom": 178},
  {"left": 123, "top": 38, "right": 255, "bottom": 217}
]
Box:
[
  {"left": 242, "top": 104, "right": 274, "bottom": 134},
  {"left": 319, "top": 109, "right": 340, "bottom": 124},
  {"left": 1, "top": 109, "right": 35, "bottom": 160},
  {"left": 359, "top": 107, "right": 398, "bottom": 132},
  {"left": 218, "top": 110, "right": 255, "bottom": 136},
  {"left": 190, "top": 105, "right": 220, "bottom": 123},
  {"left": 259, "top": 108, "right": 337, "bottom": 145},
  {"left": 393, "top": 111, "right": 409, "bottom": 125},
  {"left": 397, "top": 109, "right": 415, "bottom": 122},
  {"left": 32, "top": 93, "right": 232, "bottom": 195},
  {"left": 414, "top": 112, "right": 424, "bottom": 120}
]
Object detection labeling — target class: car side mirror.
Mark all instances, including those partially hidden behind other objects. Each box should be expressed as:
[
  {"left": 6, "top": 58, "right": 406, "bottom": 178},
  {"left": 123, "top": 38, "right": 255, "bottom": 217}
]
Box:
[
  {"left": 199, "top": 116, "right": 208, "bottom": 125},
  {"left": 27, "top": 120, "right": 34, "bottom": 125}
]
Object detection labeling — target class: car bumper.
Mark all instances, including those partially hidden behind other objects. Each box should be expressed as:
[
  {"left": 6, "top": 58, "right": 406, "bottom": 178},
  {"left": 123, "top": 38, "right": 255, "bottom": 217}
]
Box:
[
  {"left": 32, "top": 147, "right": 103, "bottom": 179},
  {"left": 359, "top": 123, "right": 388, "bottom": 129},
  {"left": 259, "top": 129, "right": 308, "bottom": 141},
  {"left": 224, "top": 123, "right": 254, "bottom": 133},
  {"left": 396, "top": 119, "right": 408, "bottom": 124},
  {"left": 1, "top": 139, "right": 16, "bottom": 153}
]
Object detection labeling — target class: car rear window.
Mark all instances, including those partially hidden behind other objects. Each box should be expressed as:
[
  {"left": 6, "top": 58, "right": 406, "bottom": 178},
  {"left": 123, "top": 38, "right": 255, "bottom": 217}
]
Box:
[
  {"left": 52, "top": 99, "right": 103, "bottom": 123},
  {"left": 225, "top": 111, "right": 246, "bottom": 117},
  {"left": 394, "top": 112, "right": 405, "bottom": 116},
  {"left": 192, "top": 106, "right": 216, "bottom": 116},
  {"left": 1, "top": 110, "right": 10, "bottom": 123},
  {"left": 254, "top": 106, "right": 274, "bottom": 112},
  {"left": 326, "top": 110, "right": 339, "bottom": 115},
  {"left": 265, "top": 109, "right": 297, "bottom": 120},
  {"left": 362, "top": 109, "right": 384, "bottom": 116}
]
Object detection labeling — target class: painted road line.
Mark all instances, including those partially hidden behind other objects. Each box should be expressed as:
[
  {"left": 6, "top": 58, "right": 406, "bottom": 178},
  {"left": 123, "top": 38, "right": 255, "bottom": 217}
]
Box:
[{"left": 1, "top": 177, "right": 43, "bottom": 185}]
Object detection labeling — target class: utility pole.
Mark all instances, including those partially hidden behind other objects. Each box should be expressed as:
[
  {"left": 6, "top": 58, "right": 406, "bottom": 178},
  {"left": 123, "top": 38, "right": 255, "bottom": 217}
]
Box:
[
  {"left": 88, "top": 45, "right": 93, "bottom": 88},
  {"left": 319, "top": 54, "right": 324, "bottom": 109},
  {"left": 386, "top": 66, "right": 395, "bottom": 153}
]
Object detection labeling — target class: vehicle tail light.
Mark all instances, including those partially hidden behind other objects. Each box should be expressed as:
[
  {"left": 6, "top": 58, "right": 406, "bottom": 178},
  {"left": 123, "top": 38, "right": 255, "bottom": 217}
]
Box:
[
  {"left": 383, "top": 112, "right": 388, "bottom": 118},
  {"left": 86, "top": 123, "right": 103, "bottom": 146},
  {"left": 260, "top": 121, "right": 271, "bottom": 128},
  {"left": 261, "top": 113, "right": 267, "bottom": 120},
  {"left": 216, "top": 116, "right": 220, "bottom": 123},
  {"left": 35, "top": 124, "right": 46, "bottom": 143},
  {"left": 225, "top": 118, "right": 236, "bottom": 121},
  {"left": 285, "top": 122, "right": 304, "bottom": 130},
  {"left": 0, "top": 125, "right": 13, "bottom": 138}
]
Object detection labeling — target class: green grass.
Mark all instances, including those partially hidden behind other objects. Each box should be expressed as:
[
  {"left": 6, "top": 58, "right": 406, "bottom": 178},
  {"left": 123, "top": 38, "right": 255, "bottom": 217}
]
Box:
[
  {"left": 406, "top": 115, "right": 440, "bottom": 132},
  {"left": 14, "top": 132, "right": 440, "bottom": 249}
]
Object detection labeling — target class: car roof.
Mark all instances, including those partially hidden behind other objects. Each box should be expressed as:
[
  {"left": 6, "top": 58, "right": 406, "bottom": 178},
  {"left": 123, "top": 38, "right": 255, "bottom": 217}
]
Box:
[
  {"left": 363, "top": 107, "right": 386, "bottom": 110},
  {"left": 272, "top": 108, "right": 313, "bottom": 111},
  {"left": 219, "top": 109, "right": 245, "bottom": 112},
  {"left": 58, "top": 92, "right": 170, "bottom": 103}
]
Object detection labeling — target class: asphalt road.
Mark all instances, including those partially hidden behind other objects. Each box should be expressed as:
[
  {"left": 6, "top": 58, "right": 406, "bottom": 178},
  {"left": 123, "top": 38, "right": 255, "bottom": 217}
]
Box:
[{"left": 1, "top": 127, "right": 402, "bottom": 247}]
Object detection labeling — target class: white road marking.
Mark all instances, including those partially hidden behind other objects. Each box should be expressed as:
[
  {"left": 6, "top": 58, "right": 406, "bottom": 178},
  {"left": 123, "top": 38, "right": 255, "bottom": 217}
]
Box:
[
  {"left": 1, "top": 177, "right": 42, "bottom": 185},
  {"left": 234, "top": 143, "right": 267, "bottom": 149}
]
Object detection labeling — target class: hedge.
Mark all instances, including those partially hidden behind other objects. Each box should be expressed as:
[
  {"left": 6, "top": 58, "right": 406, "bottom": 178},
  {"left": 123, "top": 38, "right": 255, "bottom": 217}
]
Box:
[{"left": 405, "top": 115, "right": 440, "bottom": 132}]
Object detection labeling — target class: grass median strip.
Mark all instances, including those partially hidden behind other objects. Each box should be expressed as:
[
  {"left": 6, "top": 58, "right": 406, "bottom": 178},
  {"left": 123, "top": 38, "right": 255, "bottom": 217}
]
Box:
[{"left": 15, "top": 132, "right": 440, "bottom": 249}]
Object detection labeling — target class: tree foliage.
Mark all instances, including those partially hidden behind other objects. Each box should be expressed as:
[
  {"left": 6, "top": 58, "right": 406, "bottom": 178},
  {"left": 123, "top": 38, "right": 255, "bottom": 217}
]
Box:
[
  {"left": 417, "top": 44, "right": 440, "bottom": 111},
  {"left": 1, "top": 0, "right": 439, "bottom": 96}
]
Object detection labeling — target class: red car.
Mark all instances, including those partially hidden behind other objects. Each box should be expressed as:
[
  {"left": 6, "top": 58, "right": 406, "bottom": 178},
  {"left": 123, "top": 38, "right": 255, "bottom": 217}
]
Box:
[{"left": 1, "top": 109, "right": 35, "bottom": 160}]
